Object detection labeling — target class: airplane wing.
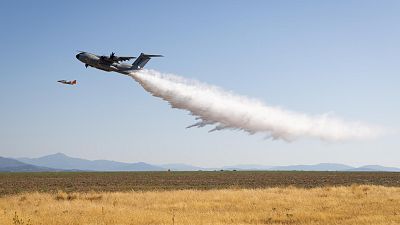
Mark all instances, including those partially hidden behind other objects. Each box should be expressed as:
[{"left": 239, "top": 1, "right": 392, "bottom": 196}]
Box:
[
  {"left": 116, "top": 56, "right": 136, "bottom": 62},
  {"left": 101, "top": 52, "right": 136, "bottom": 63}
]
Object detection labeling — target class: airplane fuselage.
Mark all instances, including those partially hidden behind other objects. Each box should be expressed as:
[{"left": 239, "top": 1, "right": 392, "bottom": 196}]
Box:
[
  {"left": 76, "top": 52, "right": 135, "bottom": 75},
  {"left": 76, "top": 51, "right": 162, "bottom": 75},
  {"left": 58, "top": 80, "right": 77, "bottom": 85}
]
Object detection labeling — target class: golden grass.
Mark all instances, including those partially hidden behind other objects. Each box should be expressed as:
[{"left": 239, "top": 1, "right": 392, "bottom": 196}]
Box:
[{"left": 1, "top": 185, "right": 399, "bottom": 225}]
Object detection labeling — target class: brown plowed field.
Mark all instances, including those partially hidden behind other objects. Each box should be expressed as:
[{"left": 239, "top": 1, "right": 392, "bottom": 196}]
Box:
[{"left": 1, "top": 171, "right": 400, "bottom": 195}]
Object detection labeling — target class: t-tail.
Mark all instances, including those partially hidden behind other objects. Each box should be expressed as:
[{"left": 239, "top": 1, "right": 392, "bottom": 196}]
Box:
[{"left": 131, "top": 53, "right": 163, "bottom": 70}]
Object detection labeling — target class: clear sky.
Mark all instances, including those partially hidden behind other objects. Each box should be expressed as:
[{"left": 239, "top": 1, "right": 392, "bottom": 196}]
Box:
[{"left": 0, "top": 1, "right": 399, "bottom": 167}]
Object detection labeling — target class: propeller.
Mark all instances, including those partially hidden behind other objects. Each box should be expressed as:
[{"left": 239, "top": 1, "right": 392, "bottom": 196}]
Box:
[{"left": 110, "top": 52, "right": 115, "bottom": 60}]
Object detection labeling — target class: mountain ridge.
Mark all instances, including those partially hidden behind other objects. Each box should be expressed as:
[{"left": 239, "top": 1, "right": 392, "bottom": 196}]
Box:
[
  {"left": 17, "top": 153, "right": 165, "bottom": 171},
  {"left": 2, "top": 153, "right": 399, "bottom": 172},
  {"left": 0, "top": 156, "right": 60, "bottom": 172}
]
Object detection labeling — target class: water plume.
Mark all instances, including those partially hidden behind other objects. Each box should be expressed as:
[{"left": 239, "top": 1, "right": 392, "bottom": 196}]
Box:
[{"left": 129, "top": 70, "right": 381, "bottom": 142}]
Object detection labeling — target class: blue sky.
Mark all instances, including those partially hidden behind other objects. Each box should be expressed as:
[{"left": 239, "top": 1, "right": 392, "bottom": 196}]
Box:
[{"left": 0, "top": 1, "right": 399, "bottom": 167}]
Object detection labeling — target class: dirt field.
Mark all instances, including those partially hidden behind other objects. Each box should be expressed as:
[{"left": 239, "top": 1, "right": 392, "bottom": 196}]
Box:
[
  {"left": 1, "top": 171, "right": 400, "bottom": 195},
  {"left": 1, "top": 185, "right": 400, "bottom": 225}
]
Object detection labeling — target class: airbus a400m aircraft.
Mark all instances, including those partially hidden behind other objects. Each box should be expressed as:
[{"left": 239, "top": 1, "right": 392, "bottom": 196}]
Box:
[{"left": 76, "top": 51, "right": 163, "bottom": 75}]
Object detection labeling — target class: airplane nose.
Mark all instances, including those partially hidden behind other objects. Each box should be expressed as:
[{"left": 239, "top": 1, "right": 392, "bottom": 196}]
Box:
[{"left": 75, "top": 54, "right": 80, "bottom": 59}]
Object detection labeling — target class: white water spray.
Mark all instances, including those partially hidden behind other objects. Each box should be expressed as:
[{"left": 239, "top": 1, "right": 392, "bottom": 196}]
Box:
[{"left": 129, "top": 70, "right": 381, "bottom": 142}]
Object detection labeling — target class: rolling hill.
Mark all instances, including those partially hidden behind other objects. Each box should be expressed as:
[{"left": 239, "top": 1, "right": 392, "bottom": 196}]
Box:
[
  {"left": 269, "top": 163, "right": 354, "bottom": 171},
  {"left": 2, "top": 153, "right": 398, "bottom": 172},
  {"left": 17, "top": 153, "right": 165, "bottom": 171},
  {"left": 348, "top": 165, "right": 400, "bottom": 172},
  {"left": 0, "top": 157, "right": 58, "bottom": 172}
]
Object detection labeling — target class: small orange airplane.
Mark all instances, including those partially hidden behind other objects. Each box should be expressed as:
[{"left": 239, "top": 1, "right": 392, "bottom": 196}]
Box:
[{"left": 58, "top": 80, "right": 77, "bottom": 85}]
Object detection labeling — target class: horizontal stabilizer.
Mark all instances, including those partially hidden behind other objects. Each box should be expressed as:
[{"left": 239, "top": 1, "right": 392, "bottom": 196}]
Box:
[{"left": 142, "top": 54, "right": 163, "bottom": 57}]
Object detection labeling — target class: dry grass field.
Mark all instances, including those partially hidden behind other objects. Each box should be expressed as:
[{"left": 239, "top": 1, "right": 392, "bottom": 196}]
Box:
[{"left": 1, "top": 185, "right": 400, "bottom": 225}]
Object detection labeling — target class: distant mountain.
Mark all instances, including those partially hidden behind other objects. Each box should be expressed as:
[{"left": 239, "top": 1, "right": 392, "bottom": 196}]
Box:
[
  {"left": 269, "top": 163, "right": 354, "bottom": 171},
  {"left": 17, "top": 153, "right": 165, "bottom": 171},
  {"left": 11, "top": 153, "right": 400, "bottom": 172},
  {"left": 222, "top": 164, "right": 272, "bottom": 171},
  {"left": 349, "top": 165, "right": 400, "bottom": 172},
  {"left": 0, "top": 156, "right": 58, "bottom": 172},
  {"left": 161, "top": 163, "right": 206, "bottom": 171}
]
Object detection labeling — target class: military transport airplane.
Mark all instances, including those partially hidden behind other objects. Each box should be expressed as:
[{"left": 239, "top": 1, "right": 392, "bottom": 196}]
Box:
[
  {"left": 58, "top": 80, "right": 77, "bottom": 85},
  {"left": 76, "top": 51, "right": 163, "bottom": 75}
]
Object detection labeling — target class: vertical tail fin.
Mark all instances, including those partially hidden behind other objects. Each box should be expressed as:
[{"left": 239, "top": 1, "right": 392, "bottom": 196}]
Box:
[
  {"left": 72, "top": 80, "right": 77, "bottom": 85},
  {"left": 131, "top": 53, "right": 163, "bottom": 69}
]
